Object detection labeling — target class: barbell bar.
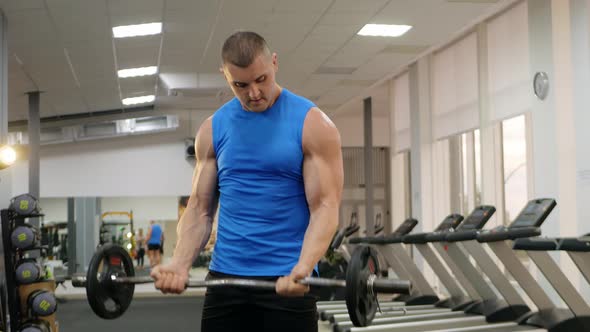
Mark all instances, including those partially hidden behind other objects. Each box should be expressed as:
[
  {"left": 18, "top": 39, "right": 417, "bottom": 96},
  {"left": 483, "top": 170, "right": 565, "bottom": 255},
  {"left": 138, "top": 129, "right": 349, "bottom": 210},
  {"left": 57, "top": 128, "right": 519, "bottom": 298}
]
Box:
[
  {"left": 71, "top": 274, "right": 406, "bottom": 294},
  {"left": 73, "top": 244, "right": 411, "bottom": 327}
]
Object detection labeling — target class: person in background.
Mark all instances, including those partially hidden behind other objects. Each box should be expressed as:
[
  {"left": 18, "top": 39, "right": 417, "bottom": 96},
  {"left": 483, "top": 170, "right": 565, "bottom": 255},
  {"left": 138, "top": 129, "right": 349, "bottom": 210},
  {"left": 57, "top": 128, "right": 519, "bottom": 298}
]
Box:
[
  {"left": 146, "top": 220, "right": 164, "bottom": 267},
  {"left": 135, "top": 228, "right": 146, "bottom": 270}
]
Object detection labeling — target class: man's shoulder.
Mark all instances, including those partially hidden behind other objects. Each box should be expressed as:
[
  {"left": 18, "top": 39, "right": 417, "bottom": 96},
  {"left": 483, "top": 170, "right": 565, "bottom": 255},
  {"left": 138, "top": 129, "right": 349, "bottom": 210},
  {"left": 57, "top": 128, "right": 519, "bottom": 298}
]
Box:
[
  {"left": 282, "top": 89, "right": 315, "bottom": 108},
  {"left": 213, "top": 97, "right": 239, "bottom": 117}
]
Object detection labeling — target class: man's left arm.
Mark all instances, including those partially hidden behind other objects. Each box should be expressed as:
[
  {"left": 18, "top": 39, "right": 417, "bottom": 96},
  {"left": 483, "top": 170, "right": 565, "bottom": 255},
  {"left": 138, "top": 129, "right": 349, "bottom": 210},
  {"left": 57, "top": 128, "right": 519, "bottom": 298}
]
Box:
[{"left": 276, "top": 107, "right": 343, "bottom": 296}]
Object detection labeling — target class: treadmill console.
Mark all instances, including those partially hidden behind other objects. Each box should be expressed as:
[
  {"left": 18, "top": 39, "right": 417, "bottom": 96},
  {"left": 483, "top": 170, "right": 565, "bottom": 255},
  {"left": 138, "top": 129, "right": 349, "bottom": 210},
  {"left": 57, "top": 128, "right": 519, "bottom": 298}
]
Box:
[
  {"left": 509, "top": 198, "right": 556, "bottom": 228},
  {"left": 403, "top": 215, "right": 462, "bottom": 244},
  {"left": 456, "top": 206, "right": 496, "bottom": 230},
  {"left": 445, "top": 206, "right": 496, "bottom": 242},
  {"left": 434, "top": 214, "right": 464, "bottom": 232},
  {"left": 477, "top": 199, "right": 556, "bottom": 243},
  {"left": 392, "top": 218, "right": 418, "bottom": 236}
]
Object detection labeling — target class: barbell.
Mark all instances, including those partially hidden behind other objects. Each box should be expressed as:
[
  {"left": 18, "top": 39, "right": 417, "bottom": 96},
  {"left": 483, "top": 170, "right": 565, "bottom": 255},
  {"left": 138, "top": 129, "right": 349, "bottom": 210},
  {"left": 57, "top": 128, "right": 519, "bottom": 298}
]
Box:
[{"left": 72, "top": 244, "right": 411, "bottom": 327}]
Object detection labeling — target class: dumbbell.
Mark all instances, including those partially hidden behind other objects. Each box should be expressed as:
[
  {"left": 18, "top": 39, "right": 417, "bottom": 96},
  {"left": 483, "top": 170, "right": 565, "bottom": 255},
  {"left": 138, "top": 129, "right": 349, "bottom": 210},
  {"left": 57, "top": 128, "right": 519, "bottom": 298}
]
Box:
[
  {"left": 16, "top": 259, "right": 45, "bottom": 285},
  {"left": 17, "top": 320, "right": 51, "bottom": 332},
  {"left": 27, "top": 290, "right": 57, "bottom": 317},
  {"left": 11, "top": 224, "right": 40, "bottom": 250}
]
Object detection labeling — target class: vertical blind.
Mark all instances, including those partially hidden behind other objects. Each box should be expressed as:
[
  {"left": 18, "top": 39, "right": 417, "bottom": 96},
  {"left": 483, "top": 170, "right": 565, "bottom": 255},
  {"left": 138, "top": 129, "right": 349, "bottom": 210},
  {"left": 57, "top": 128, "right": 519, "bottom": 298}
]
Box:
[
  {"left": 393, "top": 72, "right": 411, "bottom": 152},
  {"left": 432, "top": 32, "right": 480, "bottom": 140},
  {"left": 487, "top": 1, "right": 530, "bottom": 122}
]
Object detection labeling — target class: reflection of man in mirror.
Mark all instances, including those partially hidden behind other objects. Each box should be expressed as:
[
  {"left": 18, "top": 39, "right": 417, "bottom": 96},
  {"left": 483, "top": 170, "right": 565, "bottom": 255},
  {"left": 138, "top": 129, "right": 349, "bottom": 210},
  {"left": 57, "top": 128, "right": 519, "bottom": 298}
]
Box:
[{"left": 146, "top": 220, "right": 164, "bottom": 267}]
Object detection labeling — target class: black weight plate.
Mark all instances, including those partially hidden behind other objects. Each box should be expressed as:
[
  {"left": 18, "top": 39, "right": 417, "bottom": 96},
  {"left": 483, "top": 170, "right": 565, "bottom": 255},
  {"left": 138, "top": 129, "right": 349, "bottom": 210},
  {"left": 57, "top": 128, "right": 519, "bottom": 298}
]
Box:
[
  {"left": 86, "top": 244, "right": 135, "bottom": 319},
  {"left": 345, "top": 245, "right": 379, "bottom": 327}
]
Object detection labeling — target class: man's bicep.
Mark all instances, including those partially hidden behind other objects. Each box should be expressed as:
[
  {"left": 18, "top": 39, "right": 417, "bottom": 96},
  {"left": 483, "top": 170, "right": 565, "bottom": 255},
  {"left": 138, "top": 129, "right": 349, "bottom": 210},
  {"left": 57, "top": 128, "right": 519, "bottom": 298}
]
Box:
[
  {"left": 188, "top": 118, "right": 219, "bottom": 212},
  {"left": 303, "top": 109, "right": 344, "bottom": 210}
]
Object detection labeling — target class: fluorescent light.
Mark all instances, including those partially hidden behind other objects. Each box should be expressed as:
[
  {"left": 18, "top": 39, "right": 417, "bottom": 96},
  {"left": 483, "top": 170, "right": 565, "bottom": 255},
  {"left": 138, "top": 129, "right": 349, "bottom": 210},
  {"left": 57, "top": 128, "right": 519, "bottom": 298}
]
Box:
[
  {"left": 112, "top": 22, "right": 162, "bottom": 38},
  {"left": 118, "top": 66, "right": 158, "bottom": 78},
  {"left": 0, "top": 145, "right": 16, "bottom": 169},
  {"left": 122, "top": 95, "right": 155, "bottom": 106},
  {"left": 357, "top": 24, "right": 412, "bottom": 37}
]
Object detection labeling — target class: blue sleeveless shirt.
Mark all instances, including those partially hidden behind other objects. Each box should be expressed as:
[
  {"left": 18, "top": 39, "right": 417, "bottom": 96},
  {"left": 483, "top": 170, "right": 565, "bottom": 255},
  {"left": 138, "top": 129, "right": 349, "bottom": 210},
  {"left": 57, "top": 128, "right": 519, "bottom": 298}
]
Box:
[
  {"left": 210, "top": 89, "right": 314, "bottom": 276},
  {"left": 147, "top": 224, "right": 162, "bottom": 245}
]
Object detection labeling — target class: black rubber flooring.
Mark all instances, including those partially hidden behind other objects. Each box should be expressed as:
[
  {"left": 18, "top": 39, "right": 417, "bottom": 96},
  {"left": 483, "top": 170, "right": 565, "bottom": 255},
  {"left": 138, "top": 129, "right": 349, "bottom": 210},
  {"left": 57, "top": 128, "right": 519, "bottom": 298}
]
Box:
[{"left": 57, "top": 297, "right": 205, "bottom": 332}]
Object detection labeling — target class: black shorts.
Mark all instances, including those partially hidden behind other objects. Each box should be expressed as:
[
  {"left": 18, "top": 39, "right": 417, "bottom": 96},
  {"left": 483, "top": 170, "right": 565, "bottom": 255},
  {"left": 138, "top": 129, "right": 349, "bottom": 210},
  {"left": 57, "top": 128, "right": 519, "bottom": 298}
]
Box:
[
  {"left": 201, "top": 270, "right": 319, "bottom": 332},
  {"left": 147, "top": 244, "right": 161, "bottom": 251}
]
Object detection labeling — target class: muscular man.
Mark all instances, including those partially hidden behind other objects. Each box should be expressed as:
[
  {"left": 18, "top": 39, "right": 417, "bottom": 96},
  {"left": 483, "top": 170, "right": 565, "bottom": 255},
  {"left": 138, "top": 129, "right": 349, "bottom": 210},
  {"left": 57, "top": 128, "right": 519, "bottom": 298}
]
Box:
[{"left": 151, "top": 31, "right": 343, "bottom": 332}]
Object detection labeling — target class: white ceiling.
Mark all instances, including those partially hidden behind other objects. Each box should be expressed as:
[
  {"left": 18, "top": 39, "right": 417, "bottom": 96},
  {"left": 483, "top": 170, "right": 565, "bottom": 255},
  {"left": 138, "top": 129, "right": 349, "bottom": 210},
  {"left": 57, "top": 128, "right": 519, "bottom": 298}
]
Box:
[{"left": 1, "top": 0, "right": 506, "bottom": 123}]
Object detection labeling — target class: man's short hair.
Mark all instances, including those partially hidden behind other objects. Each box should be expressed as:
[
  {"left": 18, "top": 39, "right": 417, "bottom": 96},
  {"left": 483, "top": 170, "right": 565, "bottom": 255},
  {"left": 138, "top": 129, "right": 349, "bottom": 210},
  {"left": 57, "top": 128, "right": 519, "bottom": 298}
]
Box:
[{"left": 222, "top": 31, "right": 270, "bottom": 68}]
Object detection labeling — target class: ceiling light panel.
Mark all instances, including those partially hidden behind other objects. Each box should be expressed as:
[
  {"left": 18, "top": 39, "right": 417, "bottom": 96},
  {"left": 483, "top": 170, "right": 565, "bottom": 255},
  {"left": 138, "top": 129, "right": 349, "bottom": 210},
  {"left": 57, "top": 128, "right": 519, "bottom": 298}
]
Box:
[
  {"left": 112, "top": 22, "right": 162, "bottom": 38},
  {"left": 122, "top": 95, "right": 155, "bottom": 105},
  {"left": 357, "top": 24, "right": 412, "bottom": 37},
  {"left": 118, "top": 66, "right": 158, "bottom": 78}
]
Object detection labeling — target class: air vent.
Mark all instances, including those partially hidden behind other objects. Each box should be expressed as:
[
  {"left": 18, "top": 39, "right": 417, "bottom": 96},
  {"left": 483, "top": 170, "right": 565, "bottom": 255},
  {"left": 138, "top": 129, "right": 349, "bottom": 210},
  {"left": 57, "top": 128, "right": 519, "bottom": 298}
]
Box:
[
  {"left": 314, "top": 66, "right": 356, "bottom": 75},
  {"left": 8, "top": 115, "right": 179, "bottom": 145}
]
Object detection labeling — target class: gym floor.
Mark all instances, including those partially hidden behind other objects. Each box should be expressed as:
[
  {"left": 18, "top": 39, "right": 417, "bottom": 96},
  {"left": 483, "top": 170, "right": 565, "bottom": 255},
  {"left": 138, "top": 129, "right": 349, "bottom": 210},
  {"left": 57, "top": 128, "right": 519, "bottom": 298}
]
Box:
[
  {"left": 58, "top": 297, "right": 332, "bottom": 332},
  {"left": 58, "top": 297, "right": 204, "bottom": 332}
]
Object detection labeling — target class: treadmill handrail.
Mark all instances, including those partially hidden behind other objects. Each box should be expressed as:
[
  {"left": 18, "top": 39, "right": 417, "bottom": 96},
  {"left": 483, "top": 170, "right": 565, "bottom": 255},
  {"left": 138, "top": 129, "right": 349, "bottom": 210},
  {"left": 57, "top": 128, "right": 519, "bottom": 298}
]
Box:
[
  {"left": 557, "top": 237, "right": 590, "bottom": 252},
  {"left": 349, "top": 234, "right": 403, "bottom": 245},
  {"left": 402, "top": 232, "right": 429, "bottom": 244},
  {"left": 445, "top": 229, "right": 479, "bottom": 243},
  {"left": 513, "top": 237, "right": 559, "bottom": 251},
  {"left": 477, "top": 226, "right": 541, "bottom": 243}
]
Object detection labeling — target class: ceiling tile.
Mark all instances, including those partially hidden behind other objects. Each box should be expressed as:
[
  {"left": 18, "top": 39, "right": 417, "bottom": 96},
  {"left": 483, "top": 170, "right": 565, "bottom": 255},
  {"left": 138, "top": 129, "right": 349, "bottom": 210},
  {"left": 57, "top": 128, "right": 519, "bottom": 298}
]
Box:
[
  {"left": 119, "top": 76, "right": 158, "bottom": 95},
  {"left": 44, "top": 89, "right": 88, "bottom": 114},
  {"left": 0, "top": 0, "right": 45, "bottom": 12},
  {"left": 47, "top": 0, "right": 110, "bottom": 42},
  {"left": 330, "top": 0, "right": 389, "bottom": 13},
  {"left": 351, "top": 53, "right": 415, "bottom": 80},
  {"left": 107, "top": 0, "right": 164, "bottom": 13},
  {"left": 66, "top": 40, "right": 116, "bottom": 82},
  {"left": 272, "top": 0, "right": 332, "bottom": 12},
  {"left": 8, "top": 10, "right": 59, "bottom": 46}
]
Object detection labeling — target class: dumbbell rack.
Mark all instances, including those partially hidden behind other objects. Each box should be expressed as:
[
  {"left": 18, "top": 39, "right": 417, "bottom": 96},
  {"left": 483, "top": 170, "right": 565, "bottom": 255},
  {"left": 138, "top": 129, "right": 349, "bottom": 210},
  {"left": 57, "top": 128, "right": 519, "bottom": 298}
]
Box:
[{"left": 1, "top": 208, "right": 56, "bottom": 332}]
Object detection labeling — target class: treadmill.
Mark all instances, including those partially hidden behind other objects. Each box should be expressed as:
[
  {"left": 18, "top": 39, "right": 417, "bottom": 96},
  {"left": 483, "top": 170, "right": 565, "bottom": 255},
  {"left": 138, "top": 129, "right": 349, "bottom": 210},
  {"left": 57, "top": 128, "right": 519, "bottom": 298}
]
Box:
[
  {"left": 350, "top": 215, "right": 474, "bottom": 308},
  {"left": 557, "top": 234, "right": 590, "bottom": 284},
  {"left": 327, "top": 215, "right": 475, "bottom": 331},
  {"left": 419, "top": 198, "right": 590, "bottom": 332},
  {"left": 350, "top": 218, "right": 443, "bottom": 305},
  {"left": 343, "top": 205, "right": 532, "bottom": 332},
  {"left": 319, "top": 218, "right": 432, "bottom": 321},
  {"left": 511, "top": 237, "right": 590, "bottom": 330}
]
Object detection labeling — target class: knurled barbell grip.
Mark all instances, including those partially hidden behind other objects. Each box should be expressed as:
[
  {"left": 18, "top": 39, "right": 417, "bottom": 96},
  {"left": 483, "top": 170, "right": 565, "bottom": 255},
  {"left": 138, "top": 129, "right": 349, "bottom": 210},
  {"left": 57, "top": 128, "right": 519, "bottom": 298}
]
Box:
[
  {"left": 72, "top": 275, "right": 346, "bottom": 288},
  {"left": 71, "top": 275, "right": 412, "bottom": 292}
]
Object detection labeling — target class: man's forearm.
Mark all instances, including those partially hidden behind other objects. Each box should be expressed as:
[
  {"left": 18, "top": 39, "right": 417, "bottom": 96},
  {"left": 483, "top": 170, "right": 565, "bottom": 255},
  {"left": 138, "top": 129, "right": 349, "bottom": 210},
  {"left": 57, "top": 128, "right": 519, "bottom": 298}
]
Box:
[
  {"left": 172, "top": 208, "right": 213, "bottom": 270},
  {"left": 297, "top": 205, "right": 339, "bottom": 275}
]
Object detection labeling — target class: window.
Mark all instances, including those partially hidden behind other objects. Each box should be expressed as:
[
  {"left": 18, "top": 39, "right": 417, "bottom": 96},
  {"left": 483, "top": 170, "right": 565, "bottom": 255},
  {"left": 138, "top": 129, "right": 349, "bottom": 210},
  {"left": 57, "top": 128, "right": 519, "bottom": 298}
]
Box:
[
  {"left": 502, "top": 115, "right": 528, "bottom": 224},
  {"left": 455, "top": 130, "right": 481, "bottom": 216}
]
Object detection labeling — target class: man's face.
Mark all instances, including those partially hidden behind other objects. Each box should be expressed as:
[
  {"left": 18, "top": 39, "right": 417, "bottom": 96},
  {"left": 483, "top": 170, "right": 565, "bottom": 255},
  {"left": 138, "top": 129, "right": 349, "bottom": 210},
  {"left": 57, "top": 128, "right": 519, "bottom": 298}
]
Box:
[{"left": 222, "top": 52, "right": 279, "bottom": 112}]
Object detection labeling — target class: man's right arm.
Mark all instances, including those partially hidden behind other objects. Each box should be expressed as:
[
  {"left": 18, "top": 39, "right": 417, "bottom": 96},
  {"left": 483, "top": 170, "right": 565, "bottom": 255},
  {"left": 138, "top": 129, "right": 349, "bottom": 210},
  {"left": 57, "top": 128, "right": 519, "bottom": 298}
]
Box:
[
  {"left": 173, "top": 116, "right": 219, "bottom": 270},
  {"left": 152, "top": 117, "right": 218, "bottom": 292}
]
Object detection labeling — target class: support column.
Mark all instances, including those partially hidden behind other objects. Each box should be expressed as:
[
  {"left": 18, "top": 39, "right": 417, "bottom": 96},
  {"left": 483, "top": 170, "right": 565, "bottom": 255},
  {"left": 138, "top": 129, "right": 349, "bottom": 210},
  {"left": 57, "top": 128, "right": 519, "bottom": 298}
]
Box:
[
  {"left": 75, "top": 197, "right": 100, "bottom": 272},
  {"left": 67, "top": 197, "right": 76, "bottom": 276},
  {"left": 27, "top": 91, "right": 41, "bottom": 227},
  {"left": 408, "top": 57, "right": 434, "bottom": 282},
  {"left": 0, "top": 11, "right": 10, "bottom": 209},
  {"left": 363, "top": 97, "right": 374, "bottom": 236}
]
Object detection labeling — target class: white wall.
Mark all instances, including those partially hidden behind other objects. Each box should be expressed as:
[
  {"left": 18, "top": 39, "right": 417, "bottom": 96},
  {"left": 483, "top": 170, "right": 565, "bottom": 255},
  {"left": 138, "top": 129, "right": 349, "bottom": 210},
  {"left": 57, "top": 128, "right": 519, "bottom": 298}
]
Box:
[
  {"left": 12, "top": 135, "right": 193, "bottom": 197},
  {"left": 332, "top": 113, "right": 390, "bottom": 147}
]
